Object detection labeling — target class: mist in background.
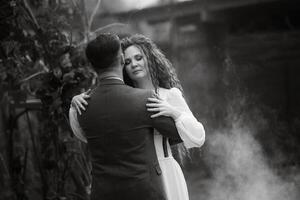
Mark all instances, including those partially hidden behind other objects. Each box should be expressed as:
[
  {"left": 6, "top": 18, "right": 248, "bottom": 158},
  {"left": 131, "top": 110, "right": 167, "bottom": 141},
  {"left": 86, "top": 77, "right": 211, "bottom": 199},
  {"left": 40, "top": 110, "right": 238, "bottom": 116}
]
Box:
[
  {"left": 202, "top": 100, "right": 299, "bottom": 200},
  {"left": 183, "top": 56, "right": 300, "bottom": 200}
]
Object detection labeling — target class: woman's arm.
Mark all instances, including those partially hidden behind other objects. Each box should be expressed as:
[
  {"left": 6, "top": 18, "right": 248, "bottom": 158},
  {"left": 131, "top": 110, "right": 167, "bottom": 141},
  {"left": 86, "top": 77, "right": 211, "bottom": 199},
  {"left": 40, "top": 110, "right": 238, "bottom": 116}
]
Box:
[
  {"left": 147, "top": 88, "right": 205, "bottom": 148},
  {"left": 69, "top": 90, "right": 91, "bottom": 143},
  {"left": 69, "top": 105, "right": 87, "bottom": 143}
]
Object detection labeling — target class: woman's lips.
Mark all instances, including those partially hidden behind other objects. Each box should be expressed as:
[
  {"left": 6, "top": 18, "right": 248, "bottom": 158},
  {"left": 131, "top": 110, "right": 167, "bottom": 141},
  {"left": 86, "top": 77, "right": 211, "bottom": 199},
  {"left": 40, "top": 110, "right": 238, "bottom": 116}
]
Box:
[{"left": 133, "top": 69, "right": 143, "bottom": 74}]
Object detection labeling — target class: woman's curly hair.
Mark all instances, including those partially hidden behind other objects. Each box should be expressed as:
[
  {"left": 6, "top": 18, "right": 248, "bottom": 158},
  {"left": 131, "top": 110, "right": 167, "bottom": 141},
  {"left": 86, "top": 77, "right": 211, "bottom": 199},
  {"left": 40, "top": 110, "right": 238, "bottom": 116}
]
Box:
[{"left": 121, "top": 34, "right": 183, "bottom": 92}]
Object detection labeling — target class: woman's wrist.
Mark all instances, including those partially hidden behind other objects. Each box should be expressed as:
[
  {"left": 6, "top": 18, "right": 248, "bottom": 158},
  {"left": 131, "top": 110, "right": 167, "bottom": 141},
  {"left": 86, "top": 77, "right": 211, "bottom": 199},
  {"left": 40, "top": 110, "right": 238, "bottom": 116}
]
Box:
[{"left": 171, "top": 109, "right": 181, "bottom": 120}]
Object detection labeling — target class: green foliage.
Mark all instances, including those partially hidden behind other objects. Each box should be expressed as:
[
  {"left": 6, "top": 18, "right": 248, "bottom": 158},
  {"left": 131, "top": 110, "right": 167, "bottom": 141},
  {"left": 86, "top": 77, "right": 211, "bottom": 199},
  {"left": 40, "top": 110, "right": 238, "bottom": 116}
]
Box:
[{"left": 0, "top": 0, "right": 95, "bottom": 199}]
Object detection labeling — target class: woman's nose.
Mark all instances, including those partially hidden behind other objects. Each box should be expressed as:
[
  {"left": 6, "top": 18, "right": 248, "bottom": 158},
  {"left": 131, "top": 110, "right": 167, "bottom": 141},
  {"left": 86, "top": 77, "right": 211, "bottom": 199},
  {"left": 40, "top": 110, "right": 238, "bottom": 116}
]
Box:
[{"left": 131, "top": 60, "right": 138, "bottom": 68}]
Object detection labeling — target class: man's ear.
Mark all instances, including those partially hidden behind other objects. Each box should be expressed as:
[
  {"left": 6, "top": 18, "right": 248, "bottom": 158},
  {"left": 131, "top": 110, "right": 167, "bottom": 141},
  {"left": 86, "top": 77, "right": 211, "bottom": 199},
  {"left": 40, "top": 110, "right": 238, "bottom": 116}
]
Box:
[{"left": 120, "top": 53, "right": 125, "bottom": 66}]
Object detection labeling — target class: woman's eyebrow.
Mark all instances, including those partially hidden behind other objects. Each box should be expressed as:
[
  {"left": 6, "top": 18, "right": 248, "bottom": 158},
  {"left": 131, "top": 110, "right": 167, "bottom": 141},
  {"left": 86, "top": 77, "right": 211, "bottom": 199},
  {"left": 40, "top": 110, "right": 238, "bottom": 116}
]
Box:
[{"left": 125, "top": 52, "right": 141, "bottom": 58}]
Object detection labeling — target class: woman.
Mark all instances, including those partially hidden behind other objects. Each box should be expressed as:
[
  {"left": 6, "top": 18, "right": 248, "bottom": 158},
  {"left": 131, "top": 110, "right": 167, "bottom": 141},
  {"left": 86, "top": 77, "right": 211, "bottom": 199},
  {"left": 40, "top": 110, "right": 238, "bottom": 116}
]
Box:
[{"left": 70, "top": 34, "right": 205, "bottom": 200}]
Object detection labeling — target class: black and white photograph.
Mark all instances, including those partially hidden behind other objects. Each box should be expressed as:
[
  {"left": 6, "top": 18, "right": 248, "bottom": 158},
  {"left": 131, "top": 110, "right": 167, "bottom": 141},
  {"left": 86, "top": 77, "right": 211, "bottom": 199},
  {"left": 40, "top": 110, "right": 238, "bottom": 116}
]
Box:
[{"left": 0, "top": 0, "right": 299, "bottom": 200}]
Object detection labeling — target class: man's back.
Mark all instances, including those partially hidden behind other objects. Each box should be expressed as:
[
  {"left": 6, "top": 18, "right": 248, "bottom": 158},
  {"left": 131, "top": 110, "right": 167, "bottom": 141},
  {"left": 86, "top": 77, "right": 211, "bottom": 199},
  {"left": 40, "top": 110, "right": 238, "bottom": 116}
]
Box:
[{"left": 78, "top": 79, "right": 181, "bottom": 200}]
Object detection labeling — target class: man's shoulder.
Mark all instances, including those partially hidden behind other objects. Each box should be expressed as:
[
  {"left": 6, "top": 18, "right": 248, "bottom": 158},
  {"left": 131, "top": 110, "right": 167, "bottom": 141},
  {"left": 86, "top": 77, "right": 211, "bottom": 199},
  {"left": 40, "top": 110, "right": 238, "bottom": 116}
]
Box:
[
  {"left": 93, "top": 85, "right": 154, "bottom": 106},
  {"left": 118, "top": 87, "right": 154, "bottom": 114},
  {"left": 118, "top": 86, "right": 153, "bottom": 99},
  {"left": 129, "top": 87, "right": 154, "bottom": 96}
]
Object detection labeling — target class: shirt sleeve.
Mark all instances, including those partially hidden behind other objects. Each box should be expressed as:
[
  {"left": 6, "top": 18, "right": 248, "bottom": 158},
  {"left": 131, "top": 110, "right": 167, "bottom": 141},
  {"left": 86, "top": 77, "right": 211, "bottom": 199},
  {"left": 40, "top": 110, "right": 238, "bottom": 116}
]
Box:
[
  {"left": 167, "top": 88, "right": 205, "bottom": 149},
  {"left": 69, "top": 106, "right": 88, "bottom": 143}
]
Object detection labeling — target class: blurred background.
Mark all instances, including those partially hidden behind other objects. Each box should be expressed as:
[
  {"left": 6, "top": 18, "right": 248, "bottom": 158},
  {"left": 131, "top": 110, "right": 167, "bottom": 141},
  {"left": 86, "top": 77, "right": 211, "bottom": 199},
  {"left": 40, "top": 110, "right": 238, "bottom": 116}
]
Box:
[{"left": 1, "top": 0, "right": 300, "bottom": 200}]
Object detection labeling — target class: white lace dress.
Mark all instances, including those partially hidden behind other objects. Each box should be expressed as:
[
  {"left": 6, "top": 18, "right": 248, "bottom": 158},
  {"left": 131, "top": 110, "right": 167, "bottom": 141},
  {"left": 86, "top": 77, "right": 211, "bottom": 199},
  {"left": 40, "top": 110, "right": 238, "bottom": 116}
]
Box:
[
  {"left": 154, "top": 87, "right": 205, "bottom": 200},
  {"left": 69, "top": 87, "right": 205, "bottom": 200}
]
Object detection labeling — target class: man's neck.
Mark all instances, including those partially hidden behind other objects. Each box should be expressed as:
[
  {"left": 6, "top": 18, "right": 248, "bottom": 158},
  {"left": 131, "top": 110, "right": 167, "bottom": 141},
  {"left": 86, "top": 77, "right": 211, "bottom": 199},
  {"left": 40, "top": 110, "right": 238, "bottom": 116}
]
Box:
[{"left": 98, "top": 68, "right": 123, "bottom": 81}]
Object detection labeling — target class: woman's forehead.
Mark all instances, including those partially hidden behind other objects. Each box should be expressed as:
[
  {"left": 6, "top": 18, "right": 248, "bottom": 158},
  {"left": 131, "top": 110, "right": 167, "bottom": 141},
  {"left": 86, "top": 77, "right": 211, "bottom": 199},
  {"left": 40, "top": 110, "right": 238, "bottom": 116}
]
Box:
[{"left": 124, "top": 45, "right": 143, "bottom": 56}]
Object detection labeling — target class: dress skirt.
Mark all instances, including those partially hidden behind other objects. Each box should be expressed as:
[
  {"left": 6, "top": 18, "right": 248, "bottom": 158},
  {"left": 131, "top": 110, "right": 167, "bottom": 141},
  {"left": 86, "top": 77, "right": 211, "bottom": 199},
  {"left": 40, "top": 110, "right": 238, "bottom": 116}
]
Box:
[{"left": 154, "top": 133, "right": 189, "bottom": 200}]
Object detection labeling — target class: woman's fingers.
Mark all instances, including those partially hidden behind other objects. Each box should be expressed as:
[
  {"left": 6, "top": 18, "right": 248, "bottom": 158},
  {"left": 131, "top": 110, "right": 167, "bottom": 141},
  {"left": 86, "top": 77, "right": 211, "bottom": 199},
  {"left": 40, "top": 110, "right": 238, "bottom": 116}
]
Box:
[
  {"left": 147, "top": 97, "right": 161, "bottom": 103},
  {"left": 151, "top": 111, "right": 166, "bottom": 118},
  {"left": 146, "top": 103, "right": 162, "bottom": 107},
  {"left": 78, "top": 102, "right": 86, "bottom": 111},
  {"left": 156, "top": 95, "right": 163, "bottom": 100},
  {"left": 85, "top": 89, "right": 92, "bottom": 95},
  {"left": 152, "top": 93, "right": 163, "bottom": 100},
  {"left": 75, "top": 103, "right": 82, "bottom": 115},
  {"left": 79, "top": 98, "right": 88, "bottom": 105},
  {"left": 83, "top": 94, "right": 91, "bottom": 99},
  {"left": 147, "top": 108, "right": 161, "bottom": 112}
]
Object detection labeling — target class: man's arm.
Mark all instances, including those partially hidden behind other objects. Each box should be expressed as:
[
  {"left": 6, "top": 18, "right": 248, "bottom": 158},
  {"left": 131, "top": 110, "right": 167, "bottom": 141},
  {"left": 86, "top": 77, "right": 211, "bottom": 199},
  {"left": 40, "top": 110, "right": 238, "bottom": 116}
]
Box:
[
  {"left": 141, "top": 89, "right": 183, "bottom": 144},
  {"left": 151, "top": 116, "right": 183, "bottom": 144}
]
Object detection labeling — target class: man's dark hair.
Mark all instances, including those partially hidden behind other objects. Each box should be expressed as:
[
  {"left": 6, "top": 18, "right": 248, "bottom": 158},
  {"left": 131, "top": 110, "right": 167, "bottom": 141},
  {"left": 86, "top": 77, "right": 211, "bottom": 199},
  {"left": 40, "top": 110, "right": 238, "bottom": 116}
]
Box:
[{"left": 85, "top": 33, "right": 121, "bottom": 71}]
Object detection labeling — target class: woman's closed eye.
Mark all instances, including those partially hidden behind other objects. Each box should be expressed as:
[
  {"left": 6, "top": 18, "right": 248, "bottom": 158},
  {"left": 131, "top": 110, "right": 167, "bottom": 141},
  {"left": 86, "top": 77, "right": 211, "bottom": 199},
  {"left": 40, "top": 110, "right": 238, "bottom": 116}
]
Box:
[
  {"left": 134, "top": 54, "right": 143, "bottom": 61},
  {"left": 125, "top": 59, "right": 131, "bottom": 65},
  {"left": 124, "top": 54, "right": 143, "bottom": 66}
]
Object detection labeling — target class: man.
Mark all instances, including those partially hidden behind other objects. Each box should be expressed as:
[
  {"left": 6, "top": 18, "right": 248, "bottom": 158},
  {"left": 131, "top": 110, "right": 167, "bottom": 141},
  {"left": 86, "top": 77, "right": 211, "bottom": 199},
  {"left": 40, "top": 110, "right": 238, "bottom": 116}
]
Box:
[{"left": 78, "top": 33, "right": 182, "bottom": 200}]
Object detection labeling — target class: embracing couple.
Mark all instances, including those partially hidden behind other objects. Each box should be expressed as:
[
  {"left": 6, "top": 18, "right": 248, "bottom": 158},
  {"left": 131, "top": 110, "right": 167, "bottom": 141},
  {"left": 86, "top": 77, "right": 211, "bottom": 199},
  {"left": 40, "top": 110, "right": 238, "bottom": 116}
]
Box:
[{"left": 69, "top": 33, "right": 205, "bottom": 200}]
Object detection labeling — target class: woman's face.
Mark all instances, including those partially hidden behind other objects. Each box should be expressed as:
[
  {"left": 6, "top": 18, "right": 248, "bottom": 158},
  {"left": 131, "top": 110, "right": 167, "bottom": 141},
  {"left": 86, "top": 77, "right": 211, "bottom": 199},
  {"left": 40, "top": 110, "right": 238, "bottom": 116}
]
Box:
[{"left": 124, "top": 45, "right": 150, "bottom": 82}]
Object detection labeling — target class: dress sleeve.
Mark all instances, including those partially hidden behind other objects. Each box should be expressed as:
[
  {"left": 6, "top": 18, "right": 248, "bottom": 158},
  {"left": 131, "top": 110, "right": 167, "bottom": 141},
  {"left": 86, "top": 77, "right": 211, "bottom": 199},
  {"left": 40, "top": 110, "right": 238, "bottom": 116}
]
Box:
[
  {"left": 69, "top": 106, "right": 88, "bottom": 143},
  {"left": 167, "top": 88, "right": 205, "bottom": 149}
]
